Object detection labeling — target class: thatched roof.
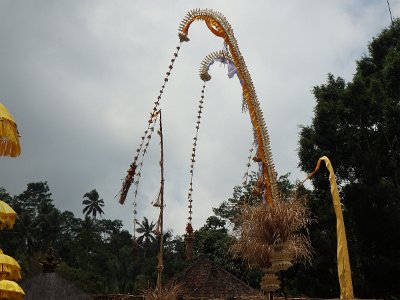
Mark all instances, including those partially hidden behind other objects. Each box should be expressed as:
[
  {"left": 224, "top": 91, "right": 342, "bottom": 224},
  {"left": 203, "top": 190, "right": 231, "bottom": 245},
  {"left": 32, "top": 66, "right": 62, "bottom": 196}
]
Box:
[
  {"left": 20, "top": 272, "right": 92, "bottom": 300},
  {"left": 170, "top": 255, "right": 265, "bottom": 299}
]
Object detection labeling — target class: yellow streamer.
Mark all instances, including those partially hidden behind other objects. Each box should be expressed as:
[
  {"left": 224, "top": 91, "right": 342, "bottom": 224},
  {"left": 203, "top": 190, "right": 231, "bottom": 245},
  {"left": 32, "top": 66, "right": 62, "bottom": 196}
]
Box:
[{"left": 304, "top": 156, "right": 354, "bottom": 299}]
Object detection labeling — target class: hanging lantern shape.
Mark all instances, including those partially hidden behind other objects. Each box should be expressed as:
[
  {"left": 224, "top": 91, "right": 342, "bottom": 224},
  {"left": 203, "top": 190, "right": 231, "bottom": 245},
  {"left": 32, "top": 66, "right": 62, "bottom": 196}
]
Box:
[
  {"left": 0, "top": 249, "right": 21, "bottom": 281},
  {"left": 0, "top": 201, "right": 17, "bottom": 230},
  {"left": 260, "top": 270, "right": 281, "bottom": 293},
  {"left": 0, "top": 279, "right": 25, "bottom": 300},
  {"left": 0, "top": 103, "right": 21, "bottom": 158}
]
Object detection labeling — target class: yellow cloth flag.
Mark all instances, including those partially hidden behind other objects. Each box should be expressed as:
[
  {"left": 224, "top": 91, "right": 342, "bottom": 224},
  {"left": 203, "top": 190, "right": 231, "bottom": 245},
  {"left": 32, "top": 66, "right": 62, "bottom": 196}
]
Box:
[{"left": 306, "top": 156, "right": 354, "bottom": 299}]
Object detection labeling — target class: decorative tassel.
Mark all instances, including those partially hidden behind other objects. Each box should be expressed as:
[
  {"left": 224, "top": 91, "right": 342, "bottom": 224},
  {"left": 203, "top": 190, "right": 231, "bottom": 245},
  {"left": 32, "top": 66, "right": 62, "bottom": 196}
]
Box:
[
  {"left": 0, "top": 103, "right": 21, "bottom": 157},
  {"left": 0, "top": 280, "right": 25, "bottom": 300},
  {"left": 185, "top": 223, "right": 194, "bottom": 260},
  {"left": 118, "top": 163, "right": 136, "bottom": 204},
  {"left": 0, "top": 249, "right": 21, "bottom": 281},
  {"left": 0, "top": 200, "right": 17, "bottom": 230}
]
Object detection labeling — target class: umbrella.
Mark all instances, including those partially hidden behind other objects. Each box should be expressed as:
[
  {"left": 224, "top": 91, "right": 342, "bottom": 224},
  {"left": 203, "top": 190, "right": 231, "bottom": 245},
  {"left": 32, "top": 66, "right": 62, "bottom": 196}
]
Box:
[
  {"left": 0, "top": 201, "right": 17, "bottom": 230},
  {"left": 0, "top": 280, "right": 25, "bottom": 299},
  {"left": 0, "top": 250, "right": 21, "bottom": 281},
  {"left": 0, "top": 102, "right": 21, "bottom": 157}
]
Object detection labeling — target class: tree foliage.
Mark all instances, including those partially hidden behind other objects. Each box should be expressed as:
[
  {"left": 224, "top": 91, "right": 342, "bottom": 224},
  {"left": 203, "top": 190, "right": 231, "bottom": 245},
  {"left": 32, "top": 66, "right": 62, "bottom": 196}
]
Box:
[
  {"left": 298, "top": 19, "right": 400, "bottom": 299},
  {"left": 0, "top": 182, "right": 191, "bottom": 295},
  {"left": 136, "top": 217, "right": 156, "bottom": 247},
  {"left": 82, "top": 189, "right": 104, "bottom": 219}
]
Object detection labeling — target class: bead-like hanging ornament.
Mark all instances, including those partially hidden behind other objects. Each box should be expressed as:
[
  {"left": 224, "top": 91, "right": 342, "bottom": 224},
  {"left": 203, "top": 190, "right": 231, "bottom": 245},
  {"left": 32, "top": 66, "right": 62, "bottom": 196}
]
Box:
[
  {"left": 242, "top": 143, "right": 255, "bottom": 186},
  {"left": 118, "top": 41, "right": 183, "bottom": 205},
  {"left": 185, "top": 82, "right": 207, "bottom": 260},
  {"left": 242, "top": 129, "right": 258, "bottom": 186},
  {"left": 132, "top": 208, "right": 138, "bottom": 260},
  {"left": 117, "top": 41, "right": 183, "bottom": 261}
]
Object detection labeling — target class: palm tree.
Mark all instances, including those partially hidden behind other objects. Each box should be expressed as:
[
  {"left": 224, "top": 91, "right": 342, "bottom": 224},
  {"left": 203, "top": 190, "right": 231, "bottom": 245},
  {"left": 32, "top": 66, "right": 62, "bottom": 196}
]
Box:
[
  {"left": 82, "top": 189, "right": 104, "bottom": 219},
  {"left": 136, "top": 217, "right": 156, "bottom": 248}
]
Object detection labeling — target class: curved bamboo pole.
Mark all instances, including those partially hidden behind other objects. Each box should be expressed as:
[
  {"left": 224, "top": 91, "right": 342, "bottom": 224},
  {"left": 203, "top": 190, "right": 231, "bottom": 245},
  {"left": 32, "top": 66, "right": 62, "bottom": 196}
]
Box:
[
  {"left": 179, "top": 9, "right": 278, "bottom": 204},
  {"left": 198, "top": 49, "right": 233, "bottom": 82}
]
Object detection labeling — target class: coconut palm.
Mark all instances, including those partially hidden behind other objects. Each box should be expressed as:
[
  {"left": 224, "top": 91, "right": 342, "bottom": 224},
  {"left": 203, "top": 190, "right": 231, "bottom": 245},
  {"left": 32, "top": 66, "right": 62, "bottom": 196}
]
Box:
[
  {"left": 136, "top": 217, "right": 156, "bottom": 247},
  {"left": 82, "top": 189, "right": 104, "bottom": 219}
]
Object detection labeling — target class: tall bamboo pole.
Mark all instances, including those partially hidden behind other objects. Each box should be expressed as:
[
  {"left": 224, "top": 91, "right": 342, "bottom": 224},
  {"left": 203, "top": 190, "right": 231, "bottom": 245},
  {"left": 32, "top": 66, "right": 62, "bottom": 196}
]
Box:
[{"left": 156, "top": 110, "right": 165, "bottom": 299}]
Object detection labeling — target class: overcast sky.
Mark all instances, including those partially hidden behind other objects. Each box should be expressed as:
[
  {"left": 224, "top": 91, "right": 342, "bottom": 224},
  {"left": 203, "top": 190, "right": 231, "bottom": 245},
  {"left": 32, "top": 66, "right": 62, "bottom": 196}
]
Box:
[{"left": 0, "top": 1, "right": 398, "bottom": 236}]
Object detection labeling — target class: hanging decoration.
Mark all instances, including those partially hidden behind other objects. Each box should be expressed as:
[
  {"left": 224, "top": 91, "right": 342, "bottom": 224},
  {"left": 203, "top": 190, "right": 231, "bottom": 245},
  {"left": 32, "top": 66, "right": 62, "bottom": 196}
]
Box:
[
  {"left": 117, "top": 42, "right": 183, "bottom": 260},
  {"left": 0, "top": 205, "right": 24, "bottom": 298},
  {"left": 184, "top": 49, "right": 254, "bottom": 260},
  {"left": 303, "top": 156, "right": 354, "bottom": 299},
  {"left": 199, "top": 50, "right": 238, "bottom": 81},
  {"left": 186, "top": 83, "right": 206, "bottom": 225},
  {"left": 179, "top": 9, "right": 278, "bottom": 205},
  {"left": 242, "top": 142, "right": 255, "bottom": 185},
  {"left": 0, "top": 103, "right": 21, "bottom": 157},
  {"left": 0, "top": 200, "right": 17, "bottom": 230},
  {"left": 118, "top": 9, "right": 300, "bottom": 295},
  {"left": 199, "top": 50, "right": 257, "bottom": 186},
  {"left": 0, "top": 103, "right": 24, "bottom": 298},
  {"left": 0, "top": 250, "right": 21, "bottom": 281},
  {"left": 177, "top": 10, "right": 315, "bottom": 297},
  {"left": 184, "top": 82, "right": 206, "bottom": 261},
  {"left": 0, "top": 280, "right": 25, "bottom": 300},
  {"left": 184, "top": 223, "right": 194, "bottom": 261},
  {"left": 199, "top": 49, "right": 247, "bottom": 111},
  {"left": 118, "top": 41, "right": 183, "bottom": 205}
]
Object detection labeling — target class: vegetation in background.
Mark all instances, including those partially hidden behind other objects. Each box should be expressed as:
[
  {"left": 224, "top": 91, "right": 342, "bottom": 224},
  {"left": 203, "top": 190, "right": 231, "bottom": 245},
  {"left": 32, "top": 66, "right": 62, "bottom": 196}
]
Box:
[{"left": 297, "top": 19, "right": 400, "bottom": 299}]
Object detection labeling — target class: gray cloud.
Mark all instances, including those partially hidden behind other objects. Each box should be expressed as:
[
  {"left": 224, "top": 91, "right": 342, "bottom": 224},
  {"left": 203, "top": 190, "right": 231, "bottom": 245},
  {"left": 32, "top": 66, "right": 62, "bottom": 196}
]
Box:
[{"left": 1, "top": 0, "right": 398, "bottom": 235}]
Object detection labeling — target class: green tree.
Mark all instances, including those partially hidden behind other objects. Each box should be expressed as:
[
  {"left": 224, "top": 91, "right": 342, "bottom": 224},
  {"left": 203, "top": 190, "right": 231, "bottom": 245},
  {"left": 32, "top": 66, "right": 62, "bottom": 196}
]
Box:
[
  {"left": 213, "top": 173, "right": 262, "bottom": 228},
  {"left": 82, "top": 189, "right": 104, "bottom": 219},
  {"left": 136, "top": 217, "right": 156, "bottom": 247},
  {"left": 0, "top": 187, "right": 12, "bottom": 203},
  {"left": 298, "top": 20, "right": 400, "bottom": 299},
  {"left": 0, "top": 183, "right": 142, "bottom": 294}
]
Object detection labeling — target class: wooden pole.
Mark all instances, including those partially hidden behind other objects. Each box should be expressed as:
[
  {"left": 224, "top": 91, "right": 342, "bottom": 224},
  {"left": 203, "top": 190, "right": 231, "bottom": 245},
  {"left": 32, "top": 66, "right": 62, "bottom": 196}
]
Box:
[{"left": 156, "top": 110, "right": 165, "bottom": 299}]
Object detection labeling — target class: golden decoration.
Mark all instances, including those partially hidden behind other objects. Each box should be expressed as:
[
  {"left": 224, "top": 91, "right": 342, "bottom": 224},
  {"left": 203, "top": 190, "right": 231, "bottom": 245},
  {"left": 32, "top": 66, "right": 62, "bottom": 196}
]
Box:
[
  {"left": 304, "top": 156, "right": 354, "bottom": 299},
  {"left": 0, "top": 280, "right": 25, "bottom": 300},
  {"left": 0, "top": 249, "right": 21, "bottom": 281},
  {"left": 0, "top": 200, "right": 17, "bottom": 230},
  {"left": 179, "top": 9, "right": 278, "bottom": 204},
  {"left": 0, "top": 102, "right": 21, "bottom": 157}
]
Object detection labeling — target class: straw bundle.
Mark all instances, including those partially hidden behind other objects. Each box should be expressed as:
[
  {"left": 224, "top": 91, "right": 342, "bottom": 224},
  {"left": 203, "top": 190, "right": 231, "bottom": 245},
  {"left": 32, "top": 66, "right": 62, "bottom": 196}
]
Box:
[
  {"left": 142, "top": 284, "right": 181, "bottom": 300},
  {"left": 231, "top": 189, "right": 313, "bottom": 268}
]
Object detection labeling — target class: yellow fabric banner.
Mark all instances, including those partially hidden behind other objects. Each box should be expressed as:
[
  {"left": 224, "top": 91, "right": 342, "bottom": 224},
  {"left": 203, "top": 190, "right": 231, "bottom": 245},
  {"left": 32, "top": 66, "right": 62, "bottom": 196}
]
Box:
[{"left": 306, "top": 156, "right": 354, "bottom": 299}]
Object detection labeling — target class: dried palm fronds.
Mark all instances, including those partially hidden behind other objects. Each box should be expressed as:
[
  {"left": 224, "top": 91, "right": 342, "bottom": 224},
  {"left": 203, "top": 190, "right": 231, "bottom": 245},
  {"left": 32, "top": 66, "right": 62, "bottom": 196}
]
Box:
[
  {"left": 118, "top": 163, "right": 136, "bottom": 204},
  {"left": 141, "top": 284, "right": 181, "bottom": 300},
  {"left": 231, "top": 188, "right": 313, "bottom": 268}
]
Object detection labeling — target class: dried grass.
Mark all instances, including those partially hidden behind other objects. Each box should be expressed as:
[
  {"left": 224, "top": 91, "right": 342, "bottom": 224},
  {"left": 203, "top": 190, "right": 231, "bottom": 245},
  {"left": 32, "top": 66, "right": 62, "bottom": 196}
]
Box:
[
  {"left": 231, "top": 187, "right": 313, "bottom": 268},
  {"left": 141, "top": 284, "right": 181, "bottom": 300}
]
